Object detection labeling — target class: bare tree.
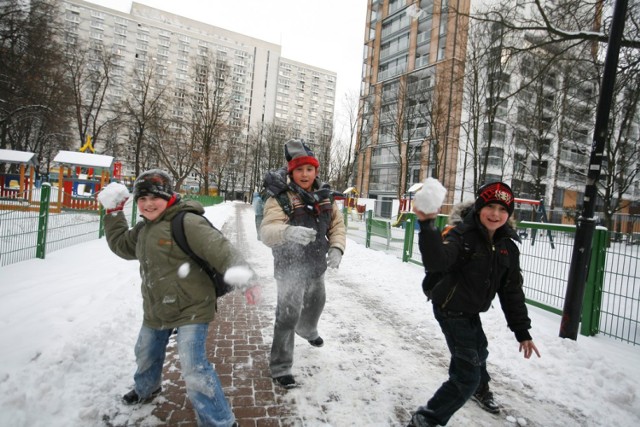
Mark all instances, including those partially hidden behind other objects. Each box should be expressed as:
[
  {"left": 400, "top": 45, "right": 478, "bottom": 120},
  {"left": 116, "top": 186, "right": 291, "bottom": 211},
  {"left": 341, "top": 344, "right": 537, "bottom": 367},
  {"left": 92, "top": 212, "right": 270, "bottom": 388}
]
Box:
[
  {"left": 63, "top": 40, "right": 119, "bottom": 150},
  {"left": 0, "top": 0, "right": 73, "bottom": 176},
  {"left": 122, "top": 59, "right": 168, "bottom": 177},
  {"left": 190, "top": 54, "right": 234, "bottom": 195}
]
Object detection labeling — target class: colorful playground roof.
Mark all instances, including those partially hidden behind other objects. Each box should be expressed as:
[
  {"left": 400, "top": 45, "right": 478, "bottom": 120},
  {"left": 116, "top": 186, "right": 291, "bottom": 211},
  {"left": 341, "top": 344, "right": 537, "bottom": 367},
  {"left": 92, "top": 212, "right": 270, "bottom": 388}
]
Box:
[
  {"left": 53, "top": 151, "right": 114, "bottom": 168},
  {"left": 0, "top": 149, "right": 37, "bottom": 165}
]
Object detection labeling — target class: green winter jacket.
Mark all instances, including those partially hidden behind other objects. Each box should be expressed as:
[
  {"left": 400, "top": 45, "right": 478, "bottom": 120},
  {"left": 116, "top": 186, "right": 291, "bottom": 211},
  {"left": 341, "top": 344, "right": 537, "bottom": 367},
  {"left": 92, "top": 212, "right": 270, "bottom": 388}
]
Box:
[{"left": 104, "top": 199, "right": 247, "bottom": 329}]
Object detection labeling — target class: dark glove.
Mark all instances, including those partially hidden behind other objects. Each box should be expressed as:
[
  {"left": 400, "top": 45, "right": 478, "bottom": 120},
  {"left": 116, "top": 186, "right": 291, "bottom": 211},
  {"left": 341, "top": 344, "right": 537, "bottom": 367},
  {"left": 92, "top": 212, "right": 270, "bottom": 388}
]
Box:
[
  {"left": 284, "top": 226, "right": 317, "bottom": 245},
  {"left": 327, "top": 247, "right": 343, "bottom": 268}
]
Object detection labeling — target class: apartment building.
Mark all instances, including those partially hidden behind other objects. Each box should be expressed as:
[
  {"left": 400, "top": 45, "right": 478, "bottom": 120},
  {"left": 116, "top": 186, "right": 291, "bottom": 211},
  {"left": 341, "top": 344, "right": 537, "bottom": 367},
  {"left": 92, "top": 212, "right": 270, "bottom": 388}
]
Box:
[
  {"left": 59, "top": 0, "right": 336, "bottom": 189},
  {"left": 354, "top": 0, "right": 470, "bottom": 216},
  {"left": 355, "top": 0, "right": 640, "bottom": 222}
]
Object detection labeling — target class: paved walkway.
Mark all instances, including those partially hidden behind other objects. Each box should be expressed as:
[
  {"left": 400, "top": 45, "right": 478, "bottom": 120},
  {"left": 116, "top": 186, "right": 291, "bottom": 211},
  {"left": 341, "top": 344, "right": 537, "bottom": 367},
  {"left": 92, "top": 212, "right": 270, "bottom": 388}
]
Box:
[
  {"left": 144, "top": 203, "right": 300, "bottom": 427},
  {"left": 151, "top": 292, "right": 298, "bottom": 426}
]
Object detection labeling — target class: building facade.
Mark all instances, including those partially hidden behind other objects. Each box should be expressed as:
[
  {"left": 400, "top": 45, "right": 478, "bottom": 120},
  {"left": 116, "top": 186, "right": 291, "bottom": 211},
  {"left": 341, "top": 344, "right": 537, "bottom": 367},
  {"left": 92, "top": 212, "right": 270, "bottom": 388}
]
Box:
[
  {"left": 355, "top": 0, "right": 640, "bottom": 224},
  {"left": 59, "top": 0, "right": 336, "bottom": 192},
  {"left": 354, "top": 0, "right": 470, "bottom": 217}
]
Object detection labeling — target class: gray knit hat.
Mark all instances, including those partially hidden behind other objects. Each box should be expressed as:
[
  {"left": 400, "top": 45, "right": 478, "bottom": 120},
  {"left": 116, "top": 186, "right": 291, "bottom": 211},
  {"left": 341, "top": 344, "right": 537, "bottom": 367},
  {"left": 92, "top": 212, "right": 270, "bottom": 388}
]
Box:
[
  {"left": 133, "top": 169, "right": 174, "bottom": 201},
  {"left": 284, "top": 139, "right": 319, "bottom": 172}
]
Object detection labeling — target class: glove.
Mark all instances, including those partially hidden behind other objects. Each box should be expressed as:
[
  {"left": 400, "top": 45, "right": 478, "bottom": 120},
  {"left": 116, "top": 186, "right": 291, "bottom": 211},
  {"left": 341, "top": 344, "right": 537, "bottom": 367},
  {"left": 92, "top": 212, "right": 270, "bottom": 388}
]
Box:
[
  {"left": 284, "top": 226, "right": 317, "bottom": 245},
  {"left": 97, "top": 182, "right": 130, "bottom": 214},
  {"left": 327, "top": 247, "right": 343, "bottom": 269},
  {"left": 244, "top": 285, "right": 262, "bottom": 305}
]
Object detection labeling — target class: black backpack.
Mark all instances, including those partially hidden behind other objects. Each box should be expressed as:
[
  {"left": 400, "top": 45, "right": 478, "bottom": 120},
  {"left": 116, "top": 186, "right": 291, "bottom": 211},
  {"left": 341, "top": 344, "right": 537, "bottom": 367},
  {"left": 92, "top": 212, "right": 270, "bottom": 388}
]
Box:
[{"left": 171, "top": 211, "right": 233, "bottom": 299}]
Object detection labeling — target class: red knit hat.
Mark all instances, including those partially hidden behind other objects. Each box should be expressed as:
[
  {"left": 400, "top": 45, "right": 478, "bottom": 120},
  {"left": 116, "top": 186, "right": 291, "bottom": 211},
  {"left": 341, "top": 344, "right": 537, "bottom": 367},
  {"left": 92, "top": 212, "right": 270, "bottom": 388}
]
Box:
[
  {"left": 475, "top": 181, "right": 515, "bottom": 215},
  {"left": 284, "top": 139, "right": 319, "bottom": 173}
]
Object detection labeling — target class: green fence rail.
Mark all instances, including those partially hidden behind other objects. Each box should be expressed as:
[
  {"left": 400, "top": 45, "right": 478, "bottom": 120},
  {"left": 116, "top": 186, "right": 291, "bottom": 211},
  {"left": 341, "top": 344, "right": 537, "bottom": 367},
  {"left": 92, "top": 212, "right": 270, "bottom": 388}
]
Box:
[
  {"left": 0, "top": 190, "right": 221, "bottom": 267},
  {"left": 352, "top": 210, "right": 639, "bottom": 346}
]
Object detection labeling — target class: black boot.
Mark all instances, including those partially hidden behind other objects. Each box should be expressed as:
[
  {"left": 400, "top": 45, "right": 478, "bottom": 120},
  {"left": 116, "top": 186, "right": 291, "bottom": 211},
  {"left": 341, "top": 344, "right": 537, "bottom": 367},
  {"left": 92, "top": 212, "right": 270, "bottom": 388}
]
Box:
[
  {"left": 407, "top": 410, "right": 438, "bottom": 427},
  {"left": 122, "top": 387, "right": 161, "bottom": 405},
  {"left": 471, "top": 383, "right": 500, "bottom": 414}
]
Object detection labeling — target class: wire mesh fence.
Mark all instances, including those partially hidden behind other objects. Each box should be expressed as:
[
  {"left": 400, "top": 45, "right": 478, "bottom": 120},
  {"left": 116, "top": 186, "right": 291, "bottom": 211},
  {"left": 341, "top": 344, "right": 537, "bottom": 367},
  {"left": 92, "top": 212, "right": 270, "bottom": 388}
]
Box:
[{"left": 344, "top": 210, "right": 640, "bottom": 346}]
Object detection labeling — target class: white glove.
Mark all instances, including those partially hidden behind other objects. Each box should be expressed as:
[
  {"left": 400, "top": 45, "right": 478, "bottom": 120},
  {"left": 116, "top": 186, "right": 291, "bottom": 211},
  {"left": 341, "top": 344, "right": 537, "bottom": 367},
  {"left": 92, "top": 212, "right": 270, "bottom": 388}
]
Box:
[
  {"left": 97, "top": 182, "right": 130, "bottom": 211},
  {"left": 327, "top": 247, "right": 343, "bottom": 269},
  {"left": 284, "top": 226, "right": 317, "bottom": 245}
]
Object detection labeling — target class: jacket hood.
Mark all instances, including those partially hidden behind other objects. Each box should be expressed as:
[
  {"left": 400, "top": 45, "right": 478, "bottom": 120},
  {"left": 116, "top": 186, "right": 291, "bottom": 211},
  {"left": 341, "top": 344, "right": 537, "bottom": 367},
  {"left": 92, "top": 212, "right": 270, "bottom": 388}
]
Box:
[{"left": 449, "top": 200, "right": 519, "bottom": 241}]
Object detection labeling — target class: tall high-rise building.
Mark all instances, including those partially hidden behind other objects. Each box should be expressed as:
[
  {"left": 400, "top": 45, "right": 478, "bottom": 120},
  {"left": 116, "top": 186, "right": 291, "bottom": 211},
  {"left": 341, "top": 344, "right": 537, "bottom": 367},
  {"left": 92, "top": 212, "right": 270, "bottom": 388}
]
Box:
[
  {"left": 58, "top": 0, "right": 336, "bottom": 189},
  {"left": 354, "top": 0, "right": 469, "bottom": 216}
]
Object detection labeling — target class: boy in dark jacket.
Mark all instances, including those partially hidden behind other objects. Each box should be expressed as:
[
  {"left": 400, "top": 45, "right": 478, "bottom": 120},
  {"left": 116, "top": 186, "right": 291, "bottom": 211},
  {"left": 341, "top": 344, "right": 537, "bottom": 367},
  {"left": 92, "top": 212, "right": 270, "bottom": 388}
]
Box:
[
  {"left": 409, "top": 181, "right": 540, "bottom": 427},
  {"left": 98, "top": 169, "right": 258, "bottom": 427},
  {"left": 260, "top": 139, "right": 346, "bottom": 389}
]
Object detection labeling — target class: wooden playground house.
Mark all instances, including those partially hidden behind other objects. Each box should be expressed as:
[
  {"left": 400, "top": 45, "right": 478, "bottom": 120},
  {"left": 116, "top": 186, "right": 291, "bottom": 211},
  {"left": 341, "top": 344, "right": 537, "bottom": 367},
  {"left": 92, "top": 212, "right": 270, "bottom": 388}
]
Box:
[
  {"left": 51, "top": 151, "right": 114, "bottom": 213},
  {"left": 0, "top": 148, "right": 38, "bottom": 211}
]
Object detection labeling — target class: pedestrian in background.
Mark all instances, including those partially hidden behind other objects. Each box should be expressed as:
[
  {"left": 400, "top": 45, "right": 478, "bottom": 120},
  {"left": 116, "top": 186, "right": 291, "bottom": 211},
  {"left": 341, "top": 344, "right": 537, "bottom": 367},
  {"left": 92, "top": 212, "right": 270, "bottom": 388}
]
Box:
[
  {"left": 408, "top": 181, "right": 540, "bottom": 427},
  {"left": 252, "top": 190, "right": 264, "bottom": 240}
]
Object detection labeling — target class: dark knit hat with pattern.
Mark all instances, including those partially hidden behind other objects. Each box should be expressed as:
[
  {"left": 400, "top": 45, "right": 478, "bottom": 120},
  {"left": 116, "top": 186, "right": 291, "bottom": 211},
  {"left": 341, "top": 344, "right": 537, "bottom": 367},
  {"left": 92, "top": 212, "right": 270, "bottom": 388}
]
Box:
[
  {"left": 133, "top": 169, "right": 174, "bottom": 201},
  {"left": 474, "top": 181, "right": 515, "bottom": 215},
  {"left": 284, "top": 138, "right": 319, "bottom": 173}
]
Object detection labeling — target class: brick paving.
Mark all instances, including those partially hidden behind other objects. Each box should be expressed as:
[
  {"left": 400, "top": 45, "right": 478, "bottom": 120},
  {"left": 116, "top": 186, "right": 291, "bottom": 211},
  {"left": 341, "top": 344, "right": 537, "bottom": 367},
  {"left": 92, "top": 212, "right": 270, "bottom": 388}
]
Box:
[{"left": 149, "top": 291, "right": 300, "bottom": 426}]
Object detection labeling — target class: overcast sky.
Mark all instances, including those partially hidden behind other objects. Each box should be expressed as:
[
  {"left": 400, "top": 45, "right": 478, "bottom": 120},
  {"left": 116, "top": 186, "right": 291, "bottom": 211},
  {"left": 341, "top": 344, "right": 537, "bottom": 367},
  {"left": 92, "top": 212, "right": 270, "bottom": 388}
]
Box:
[{"left": 85, "top": 0, "right": 369, "bottom": 141}]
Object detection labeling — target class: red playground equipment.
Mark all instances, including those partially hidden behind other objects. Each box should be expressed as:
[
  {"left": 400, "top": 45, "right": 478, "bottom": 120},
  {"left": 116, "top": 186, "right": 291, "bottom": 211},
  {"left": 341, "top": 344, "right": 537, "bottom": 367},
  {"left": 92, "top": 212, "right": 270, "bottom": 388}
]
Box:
[{"left": 51, "top": 151, "right": 114, "bottom": 212}]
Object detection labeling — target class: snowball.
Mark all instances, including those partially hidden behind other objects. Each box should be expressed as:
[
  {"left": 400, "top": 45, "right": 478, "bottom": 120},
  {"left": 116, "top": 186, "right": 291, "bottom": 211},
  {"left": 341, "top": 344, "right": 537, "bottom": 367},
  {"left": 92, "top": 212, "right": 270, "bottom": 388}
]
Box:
[
  {"left": 96, "top": 182, "right": 130, "bottom": 209},
  {"left": 413, "top": 177, "right": 447, "bottom": 214},
  {"left": 177, "top": 262, "right": 190, "bottom": 278},
  {"left": 223, "top": 265, "right": 254, "bottom": 286}
]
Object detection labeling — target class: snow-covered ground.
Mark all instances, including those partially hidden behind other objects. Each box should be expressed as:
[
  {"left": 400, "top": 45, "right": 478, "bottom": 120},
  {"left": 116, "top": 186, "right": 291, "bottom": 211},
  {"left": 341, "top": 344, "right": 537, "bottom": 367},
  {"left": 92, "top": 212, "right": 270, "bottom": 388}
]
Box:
[{"left": 0, "top": 201, "right": 638, "bottom": 426}]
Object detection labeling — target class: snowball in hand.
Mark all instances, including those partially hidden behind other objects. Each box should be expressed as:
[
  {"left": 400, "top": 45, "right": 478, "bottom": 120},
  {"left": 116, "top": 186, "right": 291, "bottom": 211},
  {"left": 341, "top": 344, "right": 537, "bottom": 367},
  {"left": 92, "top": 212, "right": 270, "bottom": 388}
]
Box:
[
  {"left": 97, "top": 182, "right": 130, "bottom": 209},
  {"left": 223, "top": 265, "right": 254, "bottom": 286},
  {"left": 413, "top": 178, "right": 447, "bottom": 214},
  {"left": 177, "top": 262, "right": 190, "bottom": 278}
]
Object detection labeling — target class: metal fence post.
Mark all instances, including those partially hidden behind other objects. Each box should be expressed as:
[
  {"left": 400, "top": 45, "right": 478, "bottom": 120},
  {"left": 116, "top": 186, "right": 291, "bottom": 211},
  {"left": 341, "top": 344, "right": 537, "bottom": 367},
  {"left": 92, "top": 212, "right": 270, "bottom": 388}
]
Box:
[
  {"left": 99, "top": 207, "right": 105, "bottom": 238},
  {"left": 36, "top": 183, "right": 51, "bottom": 259},
  {"left": 131, "top": 202, "right": 137, "bottom": 227},
  {"left": 402, "top": 213, "right": 416, "bottom": 262},
  {"left": 365, "top": 210, "right": 372, "bottom": 248},
  {"left": 342, "top": 206, "right": 348, "bottom": 228},
  {"left": 580, "top": 227, "right": 607, "bottom": 336}
]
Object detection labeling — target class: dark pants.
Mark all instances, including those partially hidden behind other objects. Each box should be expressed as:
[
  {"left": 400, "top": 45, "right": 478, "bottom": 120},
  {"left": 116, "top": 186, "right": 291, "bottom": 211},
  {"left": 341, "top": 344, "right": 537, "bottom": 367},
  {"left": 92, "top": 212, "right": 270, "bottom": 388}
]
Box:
[{"left": 416, "top": 304, "right": 490, "bottom": 425}]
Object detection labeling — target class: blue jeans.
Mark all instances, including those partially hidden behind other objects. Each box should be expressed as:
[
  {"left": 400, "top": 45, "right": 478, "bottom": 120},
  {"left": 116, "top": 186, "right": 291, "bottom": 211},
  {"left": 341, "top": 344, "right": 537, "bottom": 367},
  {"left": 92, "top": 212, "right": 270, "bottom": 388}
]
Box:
[
  {"left": 133, "top": 323, "right": 235, "bottom": 427},
  {"left": 416, "top": 305, "right": 490, "bottom": 426}
]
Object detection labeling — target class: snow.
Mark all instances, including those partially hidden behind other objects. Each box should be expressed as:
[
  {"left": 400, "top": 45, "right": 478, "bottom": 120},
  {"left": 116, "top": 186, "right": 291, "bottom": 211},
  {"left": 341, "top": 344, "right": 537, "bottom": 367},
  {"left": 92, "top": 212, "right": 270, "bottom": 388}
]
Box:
[
  {"left": 96, "top": 182, "right": 130, "bottom": 210},
  {"left": 413, "top": 177, "right": 447, "bottom": 214},
  {"left": 52, "top": 151, "right": 114, "bottom": 168},
  {"left": 1, "top": 201, "right": 639, "bottom": 427},
  {"left": 0, "top": 148, "right": 37, "bottom": 165}
]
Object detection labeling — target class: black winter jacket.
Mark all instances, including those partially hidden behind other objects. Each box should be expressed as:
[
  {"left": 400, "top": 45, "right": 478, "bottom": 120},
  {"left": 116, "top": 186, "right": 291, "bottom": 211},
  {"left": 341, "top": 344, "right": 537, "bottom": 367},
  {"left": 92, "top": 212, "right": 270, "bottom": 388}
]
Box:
[{"left": 418, "top": 204, "right": 533, "bottom": 342}]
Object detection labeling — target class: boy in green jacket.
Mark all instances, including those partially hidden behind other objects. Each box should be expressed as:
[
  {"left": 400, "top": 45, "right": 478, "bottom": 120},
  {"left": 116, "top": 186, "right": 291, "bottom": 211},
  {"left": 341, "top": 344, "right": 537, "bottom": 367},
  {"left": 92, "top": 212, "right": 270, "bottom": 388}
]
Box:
[{"left": 98, "top": 169, "right": 258, "bottom": 427}]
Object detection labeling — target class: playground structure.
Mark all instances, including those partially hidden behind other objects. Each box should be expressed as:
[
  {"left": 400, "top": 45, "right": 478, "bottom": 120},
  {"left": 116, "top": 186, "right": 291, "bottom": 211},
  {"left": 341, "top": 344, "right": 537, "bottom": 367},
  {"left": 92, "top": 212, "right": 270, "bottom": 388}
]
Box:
[
  {"left": 340, "top": 187, "right": 367, "bottom": 220},
  {"left": 0, "top": 149, "right": 38, "bottom": 211},
  {"left": 50, "top": 151, "right": 114, "bottom": 212},
  {"left": 393, "top": 182, "right": 423, "bottom": 227}
]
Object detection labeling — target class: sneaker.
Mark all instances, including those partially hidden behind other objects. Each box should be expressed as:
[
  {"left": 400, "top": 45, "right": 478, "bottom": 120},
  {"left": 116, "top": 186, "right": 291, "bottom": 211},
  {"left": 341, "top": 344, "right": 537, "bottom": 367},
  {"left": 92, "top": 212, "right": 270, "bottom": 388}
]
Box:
[
  {"left": 308, "top": 337, "right": 324, "bottom": 347},
  {"left": 407, "top": 411, "right": 438, "bottom": 427},
  {"left": 471, "top": 385, "right": 500, "bottom": 414},
  {"left": 273, "top": 374, "right": 297, "bottom": 389},
  {"left": 122, "top": 387, "right": 161, "bottom": 405}
]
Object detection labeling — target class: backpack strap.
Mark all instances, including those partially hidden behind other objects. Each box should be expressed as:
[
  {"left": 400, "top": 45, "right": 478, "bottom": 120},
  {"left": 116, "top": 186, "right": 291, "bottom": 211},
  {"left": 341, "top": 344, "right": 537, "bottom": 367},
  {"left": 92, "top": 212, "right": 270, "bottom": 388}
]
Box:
[
  {"left": 171, "top": 211, "right": 217, "bottom": 281},
  {"left": 275, "top": 192, "right": 294, "bottom": 219}
]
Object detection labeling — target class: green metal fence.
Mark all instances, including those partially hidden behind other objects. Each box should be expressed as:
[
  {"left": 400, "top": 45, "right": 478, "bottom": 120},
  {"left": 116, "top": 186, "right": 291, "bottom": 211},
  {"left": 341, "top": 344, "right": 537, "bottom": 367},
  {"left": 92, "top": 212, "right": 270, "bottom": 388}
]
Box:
[
  {"left": 352, "top": 210, "right": 639, "bottom": 346},
  {"left": 0, "top": 189, "right": 222, "bottom": 267}
]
